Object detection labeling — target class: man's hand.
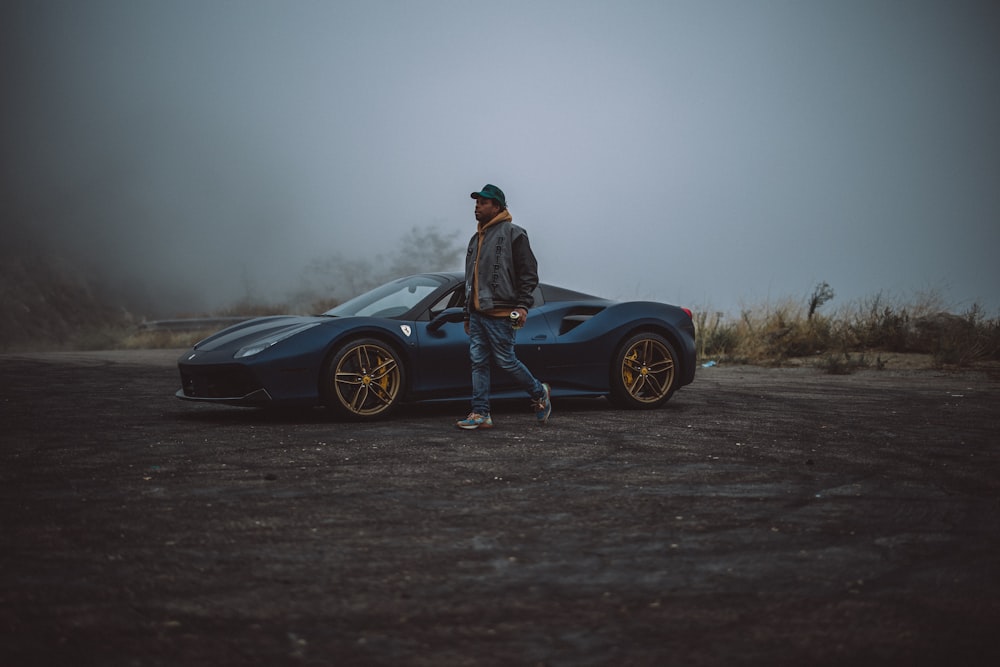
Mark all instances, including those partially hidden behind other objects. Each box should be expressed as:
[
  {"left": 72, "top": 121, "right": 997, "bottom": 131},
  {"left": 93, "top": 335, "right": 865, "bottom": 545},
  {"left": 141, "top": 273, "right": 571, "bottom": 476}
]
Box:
[{"left": 513, "top": 307, "right": 529, "bottom": 323}]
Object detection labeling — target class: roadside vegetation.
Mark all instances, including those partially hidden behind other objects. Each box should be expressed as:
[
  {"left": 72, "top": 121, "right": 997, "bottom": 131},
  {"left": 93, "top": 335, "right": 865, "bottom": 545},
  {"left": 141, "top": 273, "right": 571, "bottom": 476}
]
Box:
[
  {"left": 3, "top": 235, "right": 997, "bottom": 372},
  {"left": 1, "top": 225, "right": 464, "bottom": 353},
  {"left": 694, "top": 282, "right": 1000, "bottom": 372}
]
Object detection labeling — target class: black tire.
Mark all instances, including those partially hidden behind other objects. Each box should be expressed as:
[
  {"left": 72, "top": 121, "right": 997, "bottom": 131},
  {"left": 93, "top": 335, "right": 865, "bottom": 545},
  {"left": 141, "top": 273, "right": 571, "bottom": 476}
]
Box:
[
  {"left": 322, "top": 338, "right": 405, "bottom": 421},
  {"left": 608, "top": 332, "right": 679, "bottom": 409}
]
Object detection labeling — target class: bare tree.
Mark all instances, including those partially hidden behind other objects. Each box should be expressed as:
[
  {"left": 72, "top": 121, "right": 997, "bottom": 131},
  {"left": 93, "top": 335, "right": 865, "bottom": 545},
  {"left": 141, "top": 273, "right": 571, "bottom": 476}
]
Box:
[
  {"left": 807, "top": 281, "right": 835, "bottom": 320},
  {"left": 301, "top": 224, "right": 464, "bottom": 306}
]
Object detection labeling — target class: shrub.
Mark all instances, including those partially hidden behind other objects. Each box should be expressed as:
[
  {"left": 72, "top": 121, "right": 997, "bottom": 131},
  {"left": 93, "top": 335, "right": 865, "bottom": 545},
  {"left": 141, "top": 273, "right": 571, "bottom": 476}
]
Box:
[
  {"left": 818, "top": 351, "right": 871, "bottom": 375},
  {"left": 843, "top": 294, "right": 910, "bottom": 351},
  {"left": 931, "top": 304, "right": 1000, "bottom": 366},
  {"left": 694, "top": 310, "right": 740, "bottom": 360}
]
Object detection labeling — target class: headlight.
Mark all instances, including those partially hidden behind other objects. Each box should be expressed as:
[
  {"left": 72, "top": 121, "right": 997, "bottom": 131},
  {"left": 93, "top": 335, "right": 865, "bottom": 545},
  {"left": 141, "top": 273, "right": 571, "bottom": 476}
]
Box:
[{"left": 234, "top": 322, "right": 322, "bottom": 359}]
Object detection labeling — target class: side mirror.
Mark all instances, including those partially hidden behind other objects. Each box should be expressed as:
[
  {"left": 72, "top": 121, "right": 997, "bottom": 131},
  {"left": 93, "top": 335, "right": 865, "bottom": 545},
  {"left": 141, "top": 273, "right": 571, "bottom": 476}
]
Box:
[{"left": 427, "top": 307, "right": 465, "bottom": 333}]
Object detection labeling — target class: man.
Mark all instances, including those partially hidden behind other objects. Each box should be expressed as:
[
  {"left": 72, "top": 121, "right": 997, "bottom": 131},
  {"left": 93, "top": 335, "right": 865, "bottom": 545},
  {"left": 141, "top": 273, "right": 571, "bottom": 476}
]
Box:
[{"left": 456, "top": 184, "right": 551, "bottom": 430}]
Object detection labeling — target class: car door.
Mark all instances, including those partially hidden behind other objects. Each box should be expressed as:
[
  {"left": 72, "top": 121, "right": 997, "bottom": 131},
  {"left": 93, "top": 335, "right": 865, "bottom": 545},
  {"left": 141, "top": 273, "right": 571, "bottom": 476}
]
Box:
[
  {"left": 409, "top": 287, "right": 473, "bottom": 400},
  {"left": 409, "top": 285, "right": 555, "bottom": 401},
  {"left": 502, "top": 309, "right": 554, "bottom": 391}
]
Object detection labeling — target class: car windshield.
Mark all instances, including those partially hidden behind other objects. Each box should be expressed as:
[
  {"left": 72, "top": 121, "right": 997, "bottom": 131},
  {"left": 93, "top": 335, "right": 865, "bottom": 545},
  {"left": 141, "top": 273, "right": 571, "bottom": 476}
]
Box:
[{"left": 323, "top": 275, "right": 448, "bottom": 318}]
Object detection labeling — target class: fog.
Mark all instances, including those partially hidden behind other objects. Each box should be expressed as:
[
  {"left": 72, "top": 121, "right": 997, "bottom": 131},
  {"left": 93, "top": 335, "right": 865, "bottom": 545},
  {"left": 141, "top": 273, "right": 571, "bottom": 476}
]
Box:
[{"left": 3, "top": 0, "right": 998, "bottom": 318}]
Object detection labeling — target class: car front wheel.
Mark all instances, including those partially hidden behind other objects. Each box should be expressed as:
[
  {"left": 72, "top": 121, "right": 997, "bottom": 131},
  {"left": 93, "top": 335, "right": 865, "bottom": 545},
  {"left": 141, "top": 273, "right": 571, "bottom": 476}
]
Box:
[
  {"left": 323, "top": 338, "right": 405, "bottom": 420},
  {"left": 609, "top": 332, "right": 678, "bottom": 409}
]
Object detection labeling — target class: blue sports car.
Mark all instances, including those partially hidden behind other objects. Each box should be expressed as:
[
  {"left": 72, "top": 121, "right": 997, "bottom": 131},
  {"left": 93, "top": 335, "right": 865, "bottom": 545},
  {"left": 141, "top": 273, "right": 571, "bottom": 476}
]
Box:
[{"left": 176, "top": 273, "right": 696, "bottom": 421}]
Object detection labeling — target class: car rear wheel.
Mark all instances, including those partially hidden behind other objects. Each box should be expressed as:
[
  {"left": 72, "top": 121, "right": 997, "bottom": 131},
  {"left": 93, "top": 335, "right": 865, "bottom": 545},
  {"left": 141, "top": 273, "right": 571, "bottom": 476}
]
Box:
[
  {"left": 609, "top": 332, "right": 678, "bottom": 409},
  {"left": 323, "top": 338, "right": 405, "bottom": 420}
]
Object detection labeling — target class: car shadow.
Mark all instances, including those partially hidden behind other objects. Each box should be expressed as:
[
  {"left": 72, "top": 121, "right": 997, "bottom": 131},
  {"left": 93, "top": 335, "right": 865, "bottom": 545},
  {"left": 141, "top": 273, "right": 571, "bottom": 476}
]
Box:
[{"left": 167, "top": 396, "right": 627, "bottom": 425}]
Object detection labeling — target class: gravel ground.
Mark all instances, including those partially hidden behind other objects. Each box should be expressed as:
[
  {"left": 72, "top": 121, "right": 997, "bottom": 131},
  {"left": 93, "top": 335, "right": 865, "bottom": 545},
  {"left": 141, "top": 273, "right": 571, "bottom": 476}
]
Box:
[{"left": 1, "top": 350, "right": 999, "bottom": 666}]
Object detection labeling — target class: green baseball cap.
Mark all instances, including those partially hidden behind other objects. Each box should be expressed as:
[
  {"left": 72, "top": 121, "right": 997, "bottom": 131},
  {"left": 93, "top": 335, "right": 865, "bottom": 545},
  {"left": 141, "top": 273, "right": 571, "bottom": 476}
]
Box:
[{"left": 470, "top": 184, "right": 506, "bottom": 208}]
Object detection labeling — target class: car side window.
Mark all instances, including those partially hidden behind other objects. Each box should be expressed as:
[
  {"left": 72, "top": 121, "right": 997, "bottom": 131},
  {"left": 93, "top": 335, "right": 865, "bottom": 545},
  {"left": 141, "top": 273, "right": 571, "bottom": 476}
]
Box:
[
  {"left": 428, "top": 287, "right": 465, "bottom": 318},
  {"left": 424, "top": 285, "right": 540, "bottom": 318}
]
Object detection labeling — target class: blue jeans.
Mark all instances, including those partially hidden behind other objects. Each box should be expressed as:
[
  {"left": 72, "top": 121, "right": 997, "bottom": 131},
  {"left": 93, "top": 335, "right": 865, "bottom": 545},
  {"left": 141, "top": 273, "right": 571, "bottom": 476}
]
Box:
[{"left": 468, "top": 311, "right": 544, "bottom": 416}]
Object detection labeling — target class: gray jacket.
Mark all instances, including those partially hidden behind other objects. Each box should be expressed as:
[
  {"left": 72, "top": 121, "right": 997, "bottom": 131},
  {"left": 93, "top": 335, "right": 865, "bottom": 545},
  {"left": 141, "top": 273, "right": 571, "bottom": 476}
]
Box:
[{"left": 464, "top": 220, "right": 538, "bottom": 314}]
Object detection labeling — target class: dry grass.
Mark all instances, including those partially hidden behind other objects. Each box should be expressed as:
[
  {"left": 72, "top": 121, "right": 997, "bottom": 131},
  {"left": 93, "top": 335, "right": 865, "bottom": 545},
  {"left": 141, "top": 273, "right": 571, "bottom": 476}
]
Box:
[{"left": 695, "top": 289, "right": 1000, "bottom": 372}]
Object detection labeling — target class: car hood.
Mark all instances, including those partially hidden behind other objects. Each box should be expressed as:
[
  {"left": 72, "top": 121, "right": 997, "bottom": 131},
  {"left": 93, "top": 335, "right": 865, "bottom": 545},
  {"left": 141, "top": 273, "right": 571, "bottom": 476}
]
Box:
[{"left": 191, "top": 315, "right": 329, "bottom": 352}]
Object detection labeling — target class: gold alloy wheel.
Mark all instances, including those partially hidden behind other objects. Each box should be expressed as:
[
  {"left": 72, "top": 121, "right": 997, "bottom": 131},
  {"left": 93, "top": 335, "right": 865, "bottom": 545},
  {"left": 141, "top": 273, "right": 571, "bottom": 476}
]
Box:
[
  {"left": 619, "top": 337, "right": 676, "bottom": 403},
  {"left": 332, "top": 342, "right": 402, "bottom": 416}
]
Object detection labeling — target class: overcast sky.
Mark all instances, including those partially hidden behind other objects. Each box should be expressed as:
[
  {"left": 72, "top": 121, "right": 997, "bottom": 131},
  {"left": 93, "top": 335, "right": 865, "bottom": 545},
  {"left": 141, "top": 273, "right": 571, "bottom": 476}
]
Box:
[{"left": 3, "top": 0, "right": 998, "bottom": 316}]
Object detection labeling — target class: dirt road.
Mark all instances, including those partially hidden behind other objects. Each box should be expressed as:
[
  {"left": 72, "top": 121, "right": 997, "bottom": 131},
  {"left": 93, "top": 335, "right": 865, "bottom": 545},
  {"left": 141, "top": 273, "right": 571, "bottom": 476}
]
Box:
[{"left": 1, "top": 350, "right": 998, "bottom": 666}]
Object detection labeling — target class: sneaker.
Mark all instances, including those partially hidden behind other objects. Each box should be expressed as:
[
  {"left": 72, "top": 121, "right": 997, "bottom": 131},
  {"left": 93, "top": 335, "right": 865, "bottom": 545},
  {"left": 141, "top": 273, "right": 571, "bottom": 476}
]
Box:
[
  {"left": 533, "top": 383, "right": 552, "bottom": 424},
  {"left": 456, "top": 413, "right": 494, "bottom": 430}
]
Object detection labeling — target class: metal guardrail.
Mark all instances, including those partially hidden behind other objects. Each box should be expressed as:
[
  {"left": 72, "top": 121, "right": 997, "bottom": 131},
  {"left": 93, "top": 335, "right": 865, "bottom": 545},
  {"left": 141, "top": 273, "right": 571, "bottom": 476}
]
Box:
[{"left": 137, "top": 317, "right": 252, "bottom": 332}]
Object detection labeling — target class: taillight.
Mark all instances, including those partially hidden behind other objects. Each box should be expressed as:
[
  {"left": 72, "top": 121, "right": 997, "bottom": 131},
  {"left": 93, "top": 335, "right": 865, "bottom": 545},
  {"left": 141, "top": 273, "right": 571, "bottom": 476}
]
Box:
[{"left": 682, "top": 308, "right": 693, "bottom": 319}]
